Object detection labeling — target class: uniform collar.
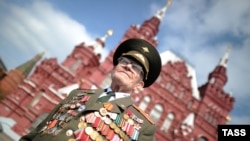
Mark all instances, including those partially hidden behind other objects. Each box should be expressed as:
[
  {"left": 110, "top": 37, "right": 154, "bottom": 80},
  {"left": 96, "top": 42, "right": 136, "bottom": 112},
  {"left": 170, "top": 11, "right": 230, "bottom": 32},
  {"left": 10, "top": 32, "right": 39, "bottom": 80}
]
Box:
[{"left": 105, "top": 87, "right": 131, "bottom": 98}]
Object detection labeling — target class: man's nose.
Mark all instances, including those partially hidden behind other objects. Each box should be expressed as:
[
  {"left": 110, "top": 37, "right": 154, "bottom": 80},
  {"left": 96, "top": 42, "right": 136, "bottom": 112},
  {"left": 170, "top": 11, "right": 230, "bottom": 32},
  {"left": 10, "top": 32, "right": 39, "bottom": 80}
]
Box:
[{"left": 124, "top": 63, "right": 133, "bottom": 70}]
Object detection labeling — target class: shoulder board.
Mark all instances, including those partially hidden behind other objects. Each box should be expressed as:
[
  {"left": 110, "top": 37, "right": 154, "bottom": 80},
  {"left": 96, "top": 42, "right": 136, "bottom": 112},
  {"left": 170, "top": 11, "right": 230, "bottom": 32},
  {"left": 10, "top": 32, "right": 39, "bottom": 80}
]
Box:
[{"left": 132, "top": 104, "right": 155, "bottom": 124}]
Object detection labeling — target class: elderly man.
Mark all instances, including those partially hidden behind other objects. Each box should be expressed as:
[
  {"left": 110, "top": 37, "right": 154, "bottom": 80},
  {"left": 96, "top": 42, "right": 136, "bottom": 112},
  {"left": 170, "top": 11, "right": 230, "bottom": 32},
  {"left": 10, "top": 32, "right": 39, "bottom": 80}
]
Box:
[{"left": 20, "top": 38, "right": 162, "bottom": 141}]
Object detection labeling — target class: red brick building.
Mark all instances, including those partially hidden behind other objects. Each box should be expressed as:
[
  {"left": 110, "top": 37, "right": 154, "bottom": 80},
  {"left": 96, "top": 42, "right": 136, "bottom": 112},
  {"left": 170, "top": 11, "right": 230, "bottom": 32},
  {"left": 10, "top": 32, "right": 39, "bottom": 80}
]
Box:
[{"left": 0, "top": 1, "right": 234, "bottom": 141}]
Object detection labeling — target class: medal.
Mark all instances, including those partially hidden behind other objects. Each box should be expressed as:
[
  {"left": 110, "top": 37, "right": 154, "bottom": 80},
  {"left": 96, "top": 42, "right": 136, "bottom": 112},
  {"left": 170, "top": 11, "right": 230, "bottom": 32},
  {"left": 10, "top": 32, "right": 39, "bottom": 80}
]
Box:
[
  {"left": 123, "top": 114, "right": 129, "bottom": 120},
  {"left": 131, "top": 129, "right": 139, "bottom": 140},
  {"left": 85, "top": 126, "right": 94, "bottom": 135},
  {"left": 90, "top": 130, "right": 99, "bottom": 140},
  {"left": 115, "top": 115, "right": 121, "bottom": 124},
  {"left": 80, "top": 116, "right": 85, "bottom": 122},
  {"left": 111, "top": 134, "right": 120, "bottom": 141},
  {"left": 58, "top": 120, "right": 67, "bottom": 128},
  {"left": 66, "top": 129, "right": 73, "bottom": 136},
  {"left": 106, "top": 129, "right": 115, "bottom": 140},
  {"left": 70, "top": 104, "right": 76, "bottom": 109},
  {"left": 67, "top": 110, "right": 77, "bottom": 116},
  {"left": 74, "top": 129, "right": 89, "bottom": 140},
  {"left": 78, "top": 105, "right": 86, "bottom": 112},
  {"left": 134, "top": 123, "right": 142, "bottom": 130},
  {"left": 93, "top": 117, "right": 101, "bottom": 128},
  {"left": 127, "top": 124, "right": 134, "bottom": 136},
  {"left": 81, "top": 96, "right": 90, "bottom": 103},
  {"left": 101, "top": 125, "right": 109, "bottom": 136},
  {"left": 103, "top": 102, "right": 114, "bottom": 111},
  {"left": 97, "top": 120, "right": 105, "bottom": 131},
  {"left": 99, "top": 108, "right": 108, "bottom": 116},
  {"left": 78, "top": 121, "right": 87, "bottom": 129},
  {"left": 108, "top": 112, "right": 118, "bottom": 120},
  {"left": 127, "top": 118, "right": 134, "bottom": 125},
  {"left": 53, "top": 128, "right": 62, "bottom": 136},
  {"left": 114, "top": 127, "right": 120, "bottom": 134},
  {"left": 110, "top": 122, "right": 116, "bottom": 129},
  {"left": 94, "top": 111, "right": 101, "bottom": 117},
  {"left": 95, "top": 135, "right": 103, "bottom": 141},
  {"left": 104, "top": 117, "right": 112, "bottom": 125},
  {"left": 122, "top": 122, "right": 129, "bottom": 131},
  {"left": 47, "top": 119, "right": 58, "bottom": 129}
]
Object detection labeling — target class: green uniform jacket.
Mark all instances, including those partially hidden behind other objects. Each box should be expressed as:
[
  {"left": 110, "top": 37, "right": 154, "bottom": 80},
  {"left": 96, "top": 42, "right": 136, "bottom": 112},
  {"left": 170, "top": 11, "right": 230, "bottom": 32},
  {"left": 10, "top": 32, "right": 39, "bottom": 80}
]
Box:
[{"left": 19, "top": 89, "right": 156, "bottom": 141}]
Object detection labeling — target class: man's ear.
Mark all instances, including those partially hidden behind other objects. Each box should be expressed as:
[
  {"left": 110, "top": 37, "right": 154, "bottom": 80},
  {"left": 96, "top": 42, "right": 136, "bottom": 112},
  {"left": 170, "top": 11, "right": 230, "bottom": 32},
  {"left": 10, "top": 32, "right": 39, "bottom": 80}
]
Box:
[
  {"left": 110, "top": 67, "right": 116, "bottom": 79},
  {"left": 138, "top": 81, "right": 144, "bottom": 88},
  {"left": 133, "top": 81, "right": 144, "bottom": 93}
]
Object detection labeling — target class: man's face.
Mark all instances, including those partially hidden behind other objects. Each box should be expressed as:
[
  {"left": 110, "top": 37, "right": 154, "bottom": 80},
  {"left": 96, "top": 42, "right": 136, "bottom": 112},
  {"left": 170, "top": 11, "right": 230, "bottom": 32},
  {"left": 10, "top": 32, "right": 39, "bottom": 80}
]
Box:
[{"left": 111, "top": 57, "right": 144, "bottom": 92}]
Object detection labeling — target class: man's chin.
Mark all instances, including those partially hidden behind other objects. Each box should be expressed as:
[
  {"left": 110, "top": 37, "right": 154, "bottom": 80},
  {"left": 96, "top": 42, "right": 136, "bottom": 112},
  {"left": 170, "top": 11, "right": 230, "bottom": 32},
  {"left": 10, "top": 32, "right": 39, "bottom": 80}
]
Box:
[
  {"left": 119, "top": 71, "right": 130, "bottom": 78},
  {"left": 112, "top": 74, "right": 129, "bottom": 84}
]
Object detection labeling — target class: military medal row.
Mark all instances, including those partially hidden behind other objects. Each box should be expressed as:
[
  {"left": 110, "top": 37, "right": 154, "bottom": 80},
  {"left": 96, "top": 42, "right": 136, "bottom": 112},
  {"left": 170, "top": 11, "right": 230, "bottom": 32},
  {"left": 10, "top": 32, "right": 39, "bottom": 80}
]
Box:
[
  {"left": 65, "top": 109, "right": 141, "bottom": 141},
  {"left": 38, "top": 94, "right": 90, "bottom": 135}
]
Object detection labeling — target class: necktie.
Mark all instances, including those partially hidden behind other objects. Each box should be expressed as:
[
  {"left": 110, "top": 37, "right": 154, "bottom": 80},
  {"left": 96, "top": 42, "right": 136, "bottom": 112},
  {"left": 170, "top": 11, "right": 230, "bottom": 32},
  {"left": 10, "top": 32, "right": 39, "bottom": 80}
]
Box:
[{"left": 97, "top": 92, "right": 115, "bottom": 102}]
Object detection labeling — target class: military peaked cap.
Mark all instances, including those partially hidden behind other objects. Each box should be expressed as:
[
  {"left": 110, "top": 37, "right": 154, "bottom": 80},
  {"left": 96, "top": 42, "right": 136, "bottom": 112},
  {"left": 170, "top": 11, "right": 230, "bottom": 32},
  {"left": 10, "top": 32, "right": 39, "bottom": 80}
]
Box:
[{"left": 113, "top": 38, "right": 162, "bottom": 87}]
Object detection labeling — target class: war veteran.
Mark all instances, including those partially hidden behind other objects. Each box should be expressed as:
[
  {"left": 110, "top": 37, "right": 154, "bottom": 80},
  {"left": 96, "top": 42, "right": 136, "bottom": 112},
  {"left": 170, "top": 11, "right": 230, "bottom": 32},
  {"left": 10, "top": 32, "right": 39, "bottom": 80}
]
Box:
[{"left": 19, "top": 38, "right": 162, "bottom": 141}]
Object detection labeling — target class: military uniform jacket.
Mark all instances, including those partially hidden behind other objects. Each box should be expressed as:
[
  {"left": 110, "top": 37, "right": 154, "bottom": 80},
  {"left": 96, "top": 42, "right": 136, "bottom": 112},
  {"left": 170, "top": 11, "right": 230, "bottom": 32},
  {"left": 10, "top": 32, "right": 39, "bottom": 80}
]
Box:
[{"left": 19, "top": 89, "right": 156, "bottom": 141}]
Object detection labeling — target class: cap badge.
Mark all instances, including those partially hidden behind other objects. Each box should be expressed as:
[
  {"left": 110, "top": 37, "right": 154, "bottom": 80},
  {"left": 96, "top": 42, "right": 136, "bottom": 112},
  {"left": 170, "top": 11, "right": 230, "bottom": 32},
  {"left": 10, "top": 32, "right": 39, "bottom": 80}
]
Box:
[{"left": 142, "top": 47, "right": 149, "bottom": 53}]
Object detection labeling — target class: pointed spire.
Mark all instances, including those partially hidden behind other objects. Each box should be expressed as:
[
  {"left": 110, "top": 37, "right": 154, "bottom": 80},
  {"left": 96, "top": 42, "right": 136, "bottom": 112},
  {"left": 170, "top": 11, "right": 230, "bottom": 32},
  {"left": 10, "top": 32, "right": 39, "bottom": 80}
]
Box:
[
  {"left": 182, "top": 113, "right": 195, "bottom": 128},
  {"left": 180, "top": 113, "right": 194, "bottom": 136},
  {"left": 219, "top": 44, "right": 231, "bottom": 68},
  {"left": 92, "top": 29, "right": 113, "bottom": 55},
  {"left": 17, "top": 52, "right": 45, "bottom": 76},
  {"left": 154, "top": 0, "right": 172, "bottom": 20},
  {"left": 100, "top": 29, "right": 113, "bottom": 43},
  {"left": 136, "top": 0, "right": 171, "bottom": 45}
]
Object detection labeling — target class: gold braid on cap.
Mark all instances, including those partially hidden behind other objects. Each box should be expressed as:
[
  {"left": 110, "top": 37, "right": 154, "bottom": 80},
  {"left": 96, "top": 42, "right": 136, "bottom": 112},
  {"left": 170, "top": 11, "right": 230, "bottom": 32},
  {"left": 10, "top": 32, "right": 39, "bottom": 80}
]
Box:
[{"left": 122, "top": 51, "right": 149, "bottom": 80}]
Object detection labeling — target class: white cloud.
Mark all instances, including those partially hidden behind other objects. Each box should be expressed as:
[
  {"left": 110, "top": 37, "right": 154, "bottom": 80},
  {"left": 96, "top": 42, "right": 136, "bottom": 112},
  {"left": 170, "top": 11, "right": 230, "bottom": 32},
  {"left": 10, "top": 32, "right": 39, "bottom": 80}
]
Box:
[
  {"left": 203, "top": 0, "right": 250, "bottom": 36},
  {"left": 0, "top": 0, "right": 249, "bottom": 125},
  {"left": 0, "top": 0, "right": 94, "bottom": 67},
  {"left": 155, "top": 0, "right": 250, "bottom": 124}
]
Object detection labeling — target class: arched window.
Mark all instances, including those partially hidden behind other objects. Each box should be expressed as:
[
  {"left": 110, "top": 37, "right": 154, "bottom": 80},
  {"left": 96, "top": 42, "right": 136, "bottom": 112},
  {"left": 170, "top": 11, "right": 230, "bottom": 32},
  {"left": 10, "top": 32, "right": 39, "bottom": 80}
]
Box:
[
  {"left": 139, "top": 96, "right": 150, "bottom": 111},
  {"left": 198, "top": 136, "right": 208, "bottom": 141},
  {"left": 161, "top": 112, "right": 174, "bottom": 132},
  {"left": 178, "top": 91, "right": 184, "bottom": 99},
  {"left": 165, "top": 82, "right": 175, "bottom": 93},
  {"left": 100, "top": 73, "right": 112, "bottom": 89},
  {"left": 70, "top": 59, "right": 82, "bottom": 71},
  {"left": 150, "top": 104, "right": 163, "bottom": 122},
  {"left": 187, "top": 101, "right": 193, "bottom": 109}
]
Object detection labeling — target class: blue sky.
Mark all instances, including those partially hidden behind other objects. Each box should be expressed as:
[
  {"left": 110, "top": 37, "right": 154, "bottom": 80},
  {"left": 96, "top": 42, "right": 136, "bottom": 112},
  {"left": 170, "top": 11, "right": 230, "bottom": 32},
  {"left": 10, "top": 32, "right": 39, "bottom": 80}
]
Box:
[{"left": 0, "top": 0, "right": 249, "bottom": 125}]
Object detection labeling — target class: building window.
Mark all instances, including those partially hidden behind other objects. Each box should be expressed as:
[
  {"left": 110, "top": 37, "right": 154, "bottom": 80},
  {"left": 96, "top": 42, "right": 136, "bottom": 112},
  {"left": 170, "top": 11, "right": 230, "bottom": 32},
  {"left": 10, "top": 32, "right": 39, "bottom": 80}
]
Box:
[
  {"left": 178, "top": 91, "right": 184, "bottom": 99},
  {"left": 150, "top": 104, "right": 163, "bottom": 122},
  {"left": 209, "top": 77, "right": 215, "bottom": 84},
  {"left": 161, "top": 112, "right": 174, "bottom": 132},
  {"left": 198, "top": 136, "right": 208, "bottom": 141},
  {"left": 100, "top": 73, "right": 112, "bottom": 89},
  {"left": 166, "top": 82, "right": 175, "bottom": 93},
  {"left": 70, "top": 59, "right": 82, "bottom": 71},
  {"left": 139, "top": 96, "right": 150, "bottom": 111},
  {"left": 156, "top": 76, "right": 162, "bottom": 83},
  {"left": 166, "top": 82, "right": 171, "bottom": 90},
  {"left": 29, "top": 91, "right": 44, "bottom": 108},
  {"left": 187, "top": 101, "right": 193, "bottom": 109},
  {"left": 204, "top": 112, "right": 209, "bottom": 121}
]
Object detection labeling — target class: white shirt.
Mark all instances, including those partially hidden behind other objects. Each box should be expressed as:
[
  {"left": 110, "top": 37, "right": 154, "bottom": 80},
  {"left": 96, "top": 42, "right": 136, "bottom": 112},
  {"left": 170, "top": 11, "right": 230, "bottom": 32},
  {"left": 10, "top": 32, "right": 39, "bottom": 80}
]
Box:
[{"left": 99, "top": 87, "right": 130, "bottom": 101}]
